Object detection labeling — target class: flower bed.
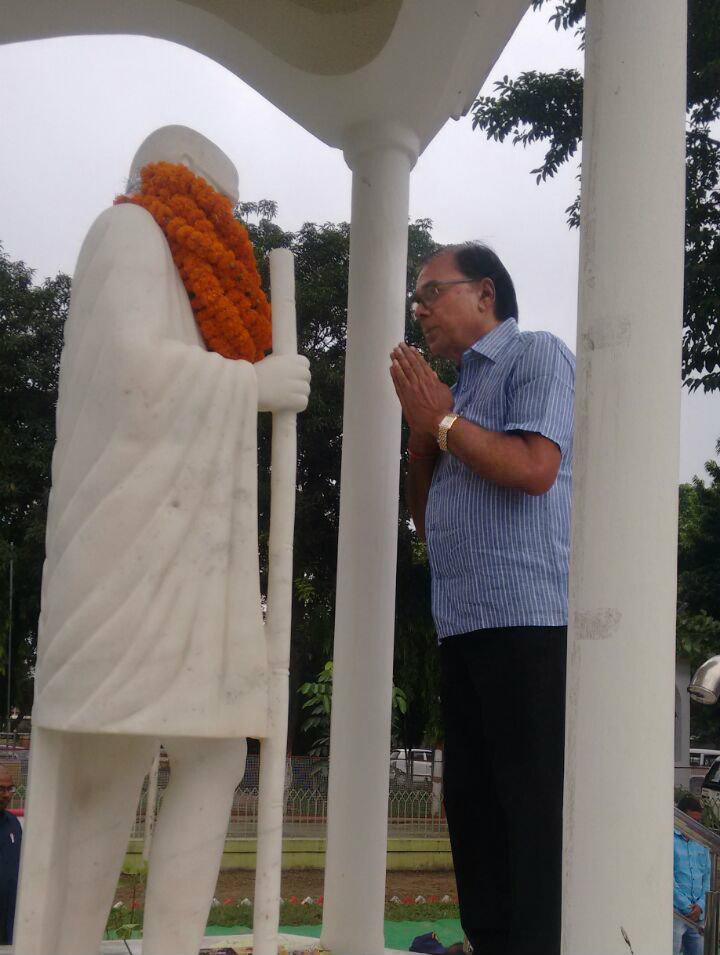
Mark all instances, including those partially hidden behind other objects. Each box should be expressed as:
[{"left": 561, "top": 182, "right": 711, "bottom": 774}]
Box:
[{"left": 106, "top": 895, "right": 460, "bottom": 937}]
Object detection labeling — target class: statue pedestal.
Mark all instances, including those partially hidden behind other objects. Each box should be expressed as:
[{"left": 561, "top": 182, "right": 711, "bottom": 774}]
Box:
[{"left": 97, "top": 933, "right": 408, "bottom": 954}]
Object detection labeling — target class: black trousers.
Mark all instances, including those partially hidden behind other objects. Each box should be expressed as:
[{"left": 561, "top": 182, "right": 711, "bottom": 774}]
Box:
[{"left": 440, "top": 626, "right": 567, "bottom": 955}]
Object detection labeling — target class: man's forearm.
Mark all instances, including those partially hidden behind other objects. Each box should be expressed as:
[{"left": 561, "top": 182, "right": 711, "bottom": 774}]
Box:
[
  {"left": 446, "top": 417, "right": 559, "bottom": 495},
  {"left": 404, "top": 416, "right": 559, "bottom": 539}
]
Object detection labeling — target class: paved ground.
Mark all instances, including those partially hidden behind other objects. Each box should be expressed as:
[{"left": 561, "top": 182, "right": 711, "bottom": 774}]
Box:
[{"left": 99, "top": 934, "right": 409, "bottom": 954}]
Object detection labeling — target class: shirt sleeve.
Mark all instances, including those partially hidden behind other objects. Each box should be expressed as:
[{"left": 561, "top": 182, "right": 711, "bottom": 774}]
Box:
[
  {"left": 504, "top": 333, "right": 575, "bottom": 454},
  {"left": 674, "top": 874, "right": 693, "bottom": 914}
]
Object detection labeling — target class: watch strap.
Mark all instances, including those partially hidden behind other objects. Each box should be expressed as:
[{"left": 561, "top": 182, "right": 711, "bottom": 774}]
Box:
[{"left": 437, "top": 413, "right": 460, "bottom": 451}]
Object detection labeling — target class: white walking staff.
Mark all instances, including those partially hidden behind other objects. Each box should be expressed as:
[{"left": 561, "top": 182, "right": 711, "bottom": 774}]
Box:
[{"left": 254, "top": 249, "right": 299, "bottom": 955}]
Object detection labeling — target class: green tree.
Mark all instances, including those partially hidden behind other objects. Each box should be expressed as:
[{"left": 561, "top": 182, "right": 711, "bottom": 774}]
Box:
[
  {"left": 677, "top": 441, "right": 720, "bottom": 743},
  {"left": 235, "top": 198, "right": 279, "bottom": 224},
  {"left": 298, "top": 660, "right": 408, "bottom": 757},
  {"left": 0, "top": 245, "right": 70, "bottom": 716},
  {"left": 470, "top": 0, "right": 720, "bottom": 392}
]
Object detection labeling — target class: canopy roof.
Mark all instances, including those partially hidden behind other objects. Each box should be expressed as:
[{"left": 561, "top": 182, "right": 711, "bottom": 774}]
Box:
[{"left": 2, "top": 0, "right": 527, "bottom": 153}]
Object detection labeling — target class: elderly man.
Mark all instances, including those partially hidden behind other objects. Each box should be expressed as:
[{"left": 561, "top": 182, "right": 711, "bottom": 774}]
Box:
[
  {"left": 0, "top": 767, "right": 21, "bottom": 946},
  {"left": 390, "top": 243, "right": 574, "bottom": 955}
]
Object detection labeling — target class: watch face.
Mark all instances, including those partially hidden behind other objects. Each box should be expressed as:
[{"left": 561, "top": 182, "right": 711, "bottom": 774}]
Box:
[{"left": 437, "top": 416, "right": 450, "bottom": 450}]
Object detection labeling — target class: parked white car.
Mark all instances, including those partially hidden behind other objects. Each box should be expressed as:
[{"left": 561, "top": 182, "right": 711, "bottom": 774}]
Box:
[
  {"left": 700, "top": 757, "right": 720, "bottom": 828},
  {"left": 690, "top": 748, "right": 720, "bottom": 767},
  {"left": 390, "top": 748, "right": 433, "bottom": 781}
]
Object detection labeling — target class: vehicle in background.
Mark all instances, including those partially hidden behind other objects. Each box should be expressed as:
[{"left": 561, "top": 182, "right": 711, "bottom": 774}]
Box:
[
  {"left": 390, "top": 748, "right": 433, "bottom": 781},
  {"left": 690, "top": 748, "right": 720, "bottom": 767},
  {"left": 700, "top": 757, "right": 720, "bottom": 830}
]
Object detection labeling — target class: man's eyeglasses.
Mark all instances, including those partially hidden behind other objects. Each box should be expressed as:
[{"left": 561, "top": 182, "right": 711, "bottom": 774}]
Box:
[
  {"left": 0, "top": 786, "right": 15, "bottom": 795},
  {"left": 409, "top": 279, "right": 477, "bottom": 315}
]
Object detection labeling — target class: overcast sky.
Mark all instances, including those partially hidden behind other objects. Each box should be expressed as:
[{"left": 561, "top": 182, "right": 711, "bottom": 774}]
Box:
[{"left": 1, "top": 7, "right": 717, "bottom": 482}]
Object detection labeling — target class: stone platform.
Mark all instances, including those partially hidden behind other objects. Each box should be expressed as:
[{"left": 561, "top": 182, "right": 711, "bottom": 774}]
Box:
[{"left": 97, "top": 934, "right": 406, "bottom": 954}]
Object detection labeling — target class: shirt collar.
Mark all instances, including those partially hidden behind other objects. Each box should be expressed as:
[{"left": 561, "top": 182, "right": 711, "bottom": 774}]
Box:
[{"left": 462, "top": 317, "right": 519, "bottom": 366}]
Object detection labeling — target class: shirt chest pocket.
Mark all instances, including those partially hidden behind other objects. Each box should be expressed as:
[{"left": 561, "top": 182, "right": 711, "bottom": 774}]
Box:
[
  {"left": 455, "top": 358, "right": 508, "bottom": 431},
  {"left": 454, "top": 373, "right": 508, "bottom": 432}
]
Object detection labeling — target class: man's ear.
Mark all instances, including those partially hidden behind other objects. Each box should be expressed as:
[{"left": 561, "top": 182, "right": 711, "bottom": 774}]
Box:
[{"left": 478, "top": 277, "right": 496, "bottom": 311}]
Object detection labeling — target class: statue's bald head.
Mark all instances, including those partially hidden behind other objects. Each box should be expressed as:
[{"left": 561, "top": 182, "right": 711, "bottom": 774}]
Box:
[{"left": 129, "top": 126, "right": 239, "bottom": 202}]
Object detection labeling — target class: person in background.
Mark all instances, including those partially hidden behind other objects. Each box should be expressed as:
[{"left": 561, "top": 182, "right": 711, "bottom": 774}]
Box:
[
  {"left": 674, "top": 794, "right": 711, "bottom": 955},
  {"left": 0, "top": 766, "right": 21, "bottom": 945},
  {"left": 6, "top": 708, "right": 20, "bottom": 738}
]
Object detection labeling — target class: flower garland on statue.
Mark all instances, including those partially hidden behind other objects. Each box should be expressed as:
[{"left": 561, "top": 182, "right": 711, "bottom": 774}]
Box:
[{"left": 115, "top": 161, "right": 271, "bottom": 362}]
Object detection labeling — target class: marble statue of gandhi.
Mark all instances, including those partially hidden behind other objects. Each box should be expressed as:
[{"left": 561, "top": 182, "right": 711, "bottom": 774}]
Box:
[{"left": 14, "top": 126, "right": 310, "bottom": 955}]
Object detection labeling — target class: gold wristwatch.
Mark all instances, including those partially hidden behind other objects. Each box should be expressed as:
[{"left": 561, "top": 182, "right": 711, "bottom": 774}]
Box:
[{"left": 437, "top": 413, "right": 461, "bottom": 451}]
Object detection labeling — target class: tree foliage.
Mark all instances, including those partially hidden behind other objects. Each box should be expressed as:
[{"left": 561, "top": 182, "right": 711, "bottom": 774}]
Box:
[
  {"left": 471, "top": 0, "right": 720, "bottom": 392},
  {"left": 677, "top": 443, "right": 720, "bottom": 665},
  {"left": 677, "top": 442, "right": 720, "bottom": 742},
  {"left": 236, "top": 199, "right": 279, "bottom": 223},
  {"left": 0, "top": 246, "right": 70, "bottom": 713},
  {"left": 298, "top": 660, "right": 408, "bottom": 757}
]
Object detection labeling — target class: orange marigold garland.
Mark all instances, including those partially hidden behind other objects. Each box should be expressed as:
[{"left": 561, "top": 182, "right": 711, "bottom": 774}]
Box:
[{"left": 115, "top": 161, "right": 271, "bottom": 362}]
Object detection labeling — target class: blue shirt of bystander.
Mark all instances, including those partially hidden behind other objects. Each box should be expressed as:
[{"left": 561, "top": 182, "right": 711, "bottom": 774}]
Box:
[{"left": 674, "top": 829, "right": 711, "bottom": 922}]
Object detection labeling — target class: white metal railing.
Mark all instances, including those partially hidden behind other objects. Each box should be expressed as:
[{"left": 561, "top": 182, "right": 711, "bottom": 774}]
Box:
[
  {"left": 1, "top": 747, "right": 447, "bottom": 839},
  {"left": 130, "top": 783, "right": 447, "bottom": 841}
]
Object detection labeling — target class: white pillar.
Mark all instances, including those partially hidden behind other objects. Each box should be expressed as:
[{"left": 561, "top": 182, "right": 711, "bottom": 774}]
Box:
[
  {"left": 563, "top": 2, "right": 687, "bottom": 954},
  {"left": 321, "top": 122, "right": 419, "bottom": 955},
  {"left": 142, "top": 747, "right": 161, "bottom": 862}
]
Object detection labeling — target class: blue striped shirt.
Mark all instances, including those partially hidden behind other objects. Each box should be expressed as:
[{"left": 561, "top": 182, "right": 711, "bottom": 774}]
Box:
[{"left": 425, "top": 318, "right": 575, "bottom": 637}]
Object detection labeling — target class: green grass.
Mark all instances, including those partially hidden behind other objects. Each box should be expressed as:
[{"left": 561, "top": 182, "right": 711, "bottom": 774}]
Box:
[
  {"left": 385, "top": 901, "right": 459, "bottom": 922},
  {"left": 106, "top": 899, "right": 460, "bottom": 937}
]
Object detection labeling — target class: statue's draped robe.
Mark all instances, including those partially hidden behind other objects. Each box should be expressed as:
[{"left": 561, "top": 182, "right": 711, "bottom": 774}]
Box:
[{"left": 33, "top": 204, "right": 268, "bottom": 738}]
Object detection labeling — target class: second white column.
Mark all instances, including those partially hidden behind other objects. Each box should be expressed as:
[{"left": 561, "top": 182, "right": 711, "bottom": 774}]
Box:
[{"left": 321, "top": 121, "right": 419, "bottom": 955}]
